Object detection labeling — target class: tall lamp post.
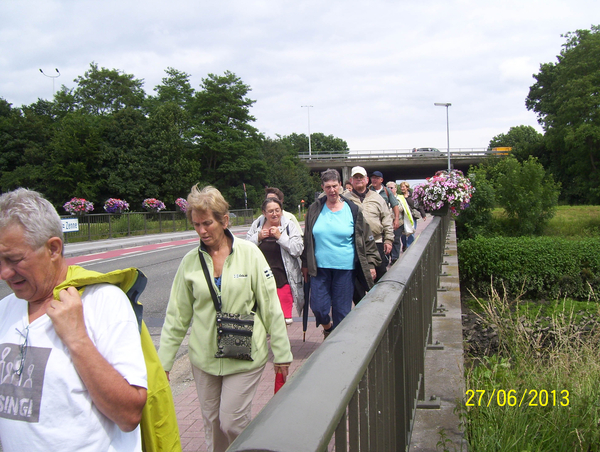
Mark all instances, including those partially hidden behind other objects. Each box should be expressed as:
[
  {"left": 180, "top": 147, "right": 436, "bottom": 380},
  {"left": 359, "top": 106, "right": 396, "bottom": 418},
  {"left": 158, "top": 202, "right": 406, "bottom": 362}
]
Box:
[
  {"left": 40, "top": 68, "right": 61, "bottom": 96},
  {"left": 301, "top": 105, "right": 313, "bottom": 158},
  {"left": 434, "top": 102, "right": 452, "bottom": 172}
]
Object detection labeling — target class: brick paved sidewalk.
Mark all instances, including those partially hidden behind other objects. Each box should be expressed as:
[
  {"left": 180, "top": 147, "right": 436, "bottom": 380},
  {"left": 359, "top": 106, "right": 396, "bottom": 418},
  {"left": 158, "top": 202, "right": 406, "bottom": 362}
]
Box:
[{"left": 173, "top": 318, "right": 323, "bottom": 452}]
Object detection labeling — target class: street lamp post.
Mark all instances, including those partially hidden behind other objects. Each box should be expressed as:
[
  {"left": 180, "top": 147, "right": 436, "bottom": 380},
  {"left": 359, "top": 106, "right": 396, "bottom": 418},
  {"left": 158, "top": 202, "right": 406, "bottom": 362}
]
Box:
[
  {"left": 40, "top": 68, "right": 61, "bottom": 96},
  {"left": 301, "top": 105, "right": 313, "bottom": 158},
  {"left": 434, "top": 102, "right": 452, "bottom": 172}
]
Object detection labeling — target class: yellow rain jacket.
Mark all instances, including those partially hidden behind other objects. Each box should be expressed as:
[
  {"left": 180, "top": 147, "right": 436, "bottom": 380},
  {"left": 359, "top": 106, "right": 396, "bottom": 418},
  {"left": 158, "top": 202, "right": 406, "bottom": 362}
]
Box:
[{"left": 54, "top": 265, "right": 181, "bottom": 452}]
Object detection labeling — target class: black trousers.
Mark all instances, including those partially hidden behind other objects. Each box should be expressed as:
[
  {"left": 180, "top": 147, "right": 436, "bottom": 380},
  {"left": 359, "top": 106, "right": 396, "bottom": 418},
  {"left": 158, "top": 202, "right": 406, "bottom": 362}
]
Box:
[
  {"left": 375, "top": 242, "right": 388, "bottom": 282},
  {"left": 391, "top": 227, "right": 403, "bottom": 262},
  {"left": 354, "top": 242, "right": 388, "bottom": 305}
]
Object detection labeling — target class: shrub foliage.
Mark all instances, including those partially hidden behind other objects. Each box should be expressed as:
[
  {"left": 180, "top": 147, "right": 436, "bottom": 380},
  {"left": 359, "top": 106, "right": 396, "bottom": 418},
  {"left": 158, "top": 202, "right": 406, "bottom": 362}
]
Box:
[{"left": 458, "top": 236, "right": 600, "bottom": 300}]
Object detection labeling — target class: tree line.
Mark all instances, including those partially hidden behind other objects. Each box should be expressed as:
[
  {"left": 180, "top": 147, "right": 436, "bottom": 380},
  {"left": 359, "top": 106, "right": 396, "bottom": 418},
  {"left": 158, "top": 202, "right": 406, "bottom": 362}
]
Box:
[
  {"left": 3, "top": 24, "right": 597, "bottom": 216},
  {"left": 0, "top": 64, "right": 348, "bottom": 213},
  {"left": 489, "top": 25, "right": 600, "bottom": 205}
]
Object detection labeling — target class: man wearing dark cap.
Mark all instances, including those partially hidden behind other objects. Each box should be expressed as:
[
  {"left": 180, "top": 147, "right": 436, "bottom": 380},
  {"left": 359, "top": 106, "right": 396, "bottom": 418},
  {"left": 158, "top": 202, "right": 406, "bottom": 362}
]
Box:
[{"left": 370, "top": 171, "right": 400, "bottom": 233}]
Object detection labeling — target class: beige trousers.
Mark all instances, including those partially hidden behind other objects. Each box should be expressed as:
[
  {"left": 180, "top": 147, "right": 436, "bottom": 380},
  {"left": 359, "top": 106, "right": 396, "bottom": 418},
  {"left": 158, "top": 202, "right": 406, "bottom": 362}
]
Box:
[{"left": 192, "top": 364, "right": 265, "bottom": 452}]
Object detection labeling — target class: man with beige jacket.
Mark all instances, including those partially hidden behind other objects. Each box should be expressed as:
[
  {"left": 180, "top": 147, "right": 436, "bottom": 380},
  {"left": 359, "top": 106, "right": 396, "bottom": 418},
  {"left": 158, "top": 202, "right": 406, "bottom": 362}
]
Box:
[{"left": 344, "top": 166, "right": 394, "bottom": 284}]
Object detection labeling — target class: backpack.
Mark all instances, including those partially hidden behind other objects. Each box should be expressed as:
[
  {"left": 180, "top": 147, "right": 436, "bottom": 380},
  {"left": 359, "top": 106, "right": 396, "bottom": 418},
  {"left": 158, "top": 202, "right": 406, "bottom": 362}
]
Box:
[{"left": 54, "top": 266, "right": 182, "bottom": 452}]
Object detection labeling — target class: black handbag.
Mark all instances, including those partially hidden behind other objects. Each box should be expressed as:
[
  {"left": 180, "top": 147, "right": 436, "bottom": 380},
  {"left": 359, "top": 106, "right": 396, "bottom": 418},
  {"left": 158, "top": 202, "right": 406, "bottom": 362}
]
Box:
[{"left": 199, "top": 249, "right": 256, "bottom": 361}]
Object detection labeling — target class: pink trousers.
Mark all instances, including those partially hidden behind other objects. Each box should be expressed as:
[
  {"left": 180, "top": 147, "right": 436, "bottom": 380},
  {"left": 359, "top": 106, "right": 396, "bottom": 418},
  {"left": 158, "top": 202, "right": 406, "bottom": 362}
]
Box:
[{"left": 276, "top": 284, "right": 294, "bottom": 319}]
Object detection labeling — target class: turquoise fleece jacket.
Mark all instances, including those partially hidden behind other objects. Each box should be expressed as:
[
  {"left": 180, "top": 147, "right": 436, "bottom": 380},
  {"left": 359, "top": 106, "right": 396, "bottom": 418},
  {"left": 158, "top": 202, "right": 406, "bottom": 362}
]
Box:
[{"left": 158, "top": 231, "right": 293, "bottom": 375}]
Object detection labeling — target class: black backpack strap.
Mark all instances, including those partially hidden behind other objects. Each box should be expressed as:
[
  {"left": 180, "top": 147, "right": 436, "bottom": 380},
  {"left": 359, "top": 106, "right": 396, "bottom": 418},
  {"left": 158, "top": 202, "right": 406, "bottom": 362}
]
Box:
[
  {"left": 384, "top": 186, "right": 393, "bottom": 208},
  {"left": 125, "top": 269, "right": 147, "bottom": 333}
]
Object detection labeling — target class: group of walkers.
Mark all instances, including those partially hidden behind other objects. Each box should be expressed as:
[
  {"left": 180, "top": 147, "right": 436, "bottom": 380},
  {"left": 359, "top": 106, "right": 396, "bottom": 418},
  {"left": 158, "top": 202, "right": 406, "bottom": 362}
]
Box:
[{"left": 0, "top": 168, "right": 426, "bottom": 452}]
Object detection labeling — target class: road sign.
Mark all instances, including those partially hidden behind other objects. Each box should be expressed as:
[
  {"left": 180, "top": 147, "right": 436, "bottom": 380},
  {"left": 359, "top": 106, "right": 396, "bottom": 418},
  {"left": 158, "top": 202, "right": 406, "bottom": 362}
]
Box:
[{"left": 61, "top": 218, "right": 79, "bottom": 233}]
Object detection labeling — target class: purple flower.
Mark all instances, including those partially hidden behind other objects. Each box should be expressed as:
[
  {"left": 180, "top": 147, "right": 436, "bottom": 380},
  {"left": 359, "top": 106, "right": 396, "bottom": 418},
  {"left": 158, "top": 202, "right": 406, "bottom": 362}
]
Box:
[
  {"left": 143, "top": 198, "right": 166, "bottom": 211},
  {"left": 63, "top": 197, "right": 94, "bottom": 214},
  {"left": 412, "top": 170, "right": 473, "bottom": 216},
  {"left": 104, "top": 198, "right": 130, "bottom": 213},
  {"left": 175, "top": 197, "right": 188, "bottom": 212}
]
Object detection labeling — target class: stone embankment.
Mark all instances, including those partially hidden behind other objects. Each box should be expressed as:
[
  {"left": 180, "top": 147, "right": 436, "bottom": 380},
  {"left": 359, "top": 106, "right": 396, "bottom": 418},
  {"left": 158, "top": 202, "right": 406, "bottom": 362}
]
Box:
[{"left": 462, "top": 307, "right": 600, "bottom": 358}]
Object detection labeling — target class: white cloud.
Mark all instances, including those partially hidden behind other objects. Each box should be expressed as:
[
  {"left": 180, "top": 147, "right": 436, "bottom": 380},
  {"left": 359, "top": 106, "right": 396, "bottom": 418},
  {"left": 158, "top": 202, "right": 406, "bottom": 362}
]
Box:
[{"left": 0, "top": 0, "right": 597, "bottom": 151}]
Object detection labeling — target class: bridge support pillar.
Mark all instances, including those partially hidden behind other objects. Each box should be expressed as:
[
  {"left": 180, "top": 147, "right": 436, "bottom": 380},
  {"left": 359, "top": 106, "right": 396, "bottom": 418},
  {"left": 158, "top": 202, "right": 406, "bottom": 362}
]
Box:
[{"left": 341, "top": 166, "right": 350, "bottom": 184}]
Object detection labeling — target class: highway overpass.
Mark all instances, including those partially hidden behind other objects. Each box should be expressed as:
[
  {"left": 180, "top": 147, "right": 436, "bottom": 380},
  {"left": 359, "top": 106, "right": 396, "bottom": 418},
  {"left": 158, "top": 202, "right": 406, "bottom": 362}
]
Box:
[{"left": 299, "top": 148, "right": 502, "bottom": 181}]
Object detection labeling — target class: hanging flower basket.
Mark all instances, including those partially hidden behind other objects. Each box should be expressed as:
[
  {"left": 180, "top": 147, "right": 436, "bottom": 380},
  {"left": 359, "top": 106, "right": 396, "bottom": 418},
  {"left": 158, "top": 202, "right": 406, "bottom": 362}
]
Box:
[
  {"left": 104, "top": 198, "right": 130, "bottom": 214},
  {"left": 63, "top": 197, "right": 94, "bottom": 216},
  {"left": 143, "top": 198, "right": 166, "bottom": 213},
  {"left": 430, "top": 203, "right": 449, "bottom": 217},
  {"left": 175, "top": 197, "right": 188, "bottom": 213},
  {"left": 412, "top": 170, "right": 473, "bottom": 216}
]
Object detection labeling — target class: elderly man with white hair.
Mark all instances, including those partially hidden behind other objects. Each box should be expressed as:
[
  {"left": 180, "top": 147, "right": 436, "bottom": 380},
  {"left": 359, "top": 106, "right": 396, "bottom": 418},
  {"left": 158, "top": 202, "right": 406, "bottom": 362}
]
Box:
[{"left": 0, "top": 188, "right": 148, "bottom": 452}]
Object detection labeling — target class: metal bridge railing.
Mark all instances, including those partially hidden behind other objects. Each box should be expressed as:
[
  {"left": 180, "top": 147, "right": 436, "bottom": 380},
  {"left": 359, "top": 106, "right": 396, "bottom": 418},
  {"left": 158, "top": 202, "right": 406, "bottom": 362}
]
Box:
[
  {"left": 228, "top": 214, "right": 451, "bottom": 452},
  {"left": 60, "top": 209, "right": 254, "bottom": 243},
  {"left": 298, "top": 148, "right": 496, "bottom": 161}
]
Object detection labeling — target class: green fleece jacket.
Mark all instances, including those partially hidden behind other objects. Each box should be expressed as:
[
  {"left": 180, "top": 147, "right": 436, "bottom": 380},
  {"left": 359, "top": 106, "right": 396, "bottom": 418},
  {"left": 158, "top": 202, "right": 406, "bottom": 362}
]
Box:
[{"left": 158, "top": 231, "right": 293, "bottom": 375}]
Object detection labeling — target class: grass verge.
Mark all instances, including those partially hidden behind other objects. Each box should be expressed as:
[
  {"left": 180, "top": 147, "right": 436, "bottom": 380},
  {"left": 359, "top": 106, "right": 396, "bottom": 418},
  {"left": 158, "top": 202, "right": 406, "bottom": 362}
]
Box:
[{"left": 460, "top": 287, "right": 600, "bottom": 451}]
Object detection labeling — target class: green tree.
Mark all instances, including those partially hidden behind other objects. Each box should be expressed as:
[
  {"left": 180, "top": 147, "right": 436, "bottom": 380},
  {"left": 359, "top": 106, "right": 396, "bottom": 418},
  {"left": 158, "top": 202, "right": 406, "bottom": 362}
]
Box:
[
  {"left": 455, "top": 165, "right": 496, "bottom": 240},
  {"left": 491, "top": 156, "right": 560, "bottom": 235},
  {"left": 148, "top": 67, "right": 194, "bottom": 110},
  {"left": 261, "top": 136, "right": 317, "bottom": 211},
  {"left": 142, "top": 68, "right": 201, "bottom": 204},
  {"left": 0, "top": 98, "right": 54, "bottom": 193},
  {"left": 280, "top": 132, "right": 349, "bottom": 156},
  {"left": 188, "top": 71, "right": 267, "bottom": 207},
  {"left": 96, "top": 107, "right": 151, "bottom": 207},
  {"left": 488, "top": 125, "right": 544, "bottom": 162},
  {"left": 44, "top": 111, "right": 105, "bottom": 206},
  {"left": 145, "top": 102, "right": 202, "bottom": 205},
  {"left": 61, "top": 62, "right": 147, "bottom": 116},
  {"left": 310, "top": 133, "right": 349, "bottom": 155},
  {"left": 0, "top": 100, "right": 30, "bottom": 189},
  {"left": 526, "top": 25, "right": 600, "bottom": 204}
]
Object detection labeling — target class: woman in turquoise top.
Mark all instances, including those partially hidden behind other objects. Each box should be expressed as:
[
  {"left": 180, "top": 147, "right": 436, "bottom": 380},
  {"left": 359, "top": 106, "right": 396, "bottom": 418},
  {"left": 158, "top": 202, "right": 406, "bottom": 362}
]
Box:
[{"left": 302, "top": 169, "right": 379, "bottom": 338}]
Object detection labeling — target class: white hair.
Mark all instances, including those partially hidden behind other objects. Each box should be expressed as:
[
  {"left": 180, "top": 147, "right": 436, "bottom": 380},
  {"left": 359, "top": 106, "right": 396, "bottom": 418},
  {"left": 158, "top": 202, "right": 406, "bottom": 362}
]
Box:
[{"left": 0, "top": 188, "right": 64, "bottom": 249}]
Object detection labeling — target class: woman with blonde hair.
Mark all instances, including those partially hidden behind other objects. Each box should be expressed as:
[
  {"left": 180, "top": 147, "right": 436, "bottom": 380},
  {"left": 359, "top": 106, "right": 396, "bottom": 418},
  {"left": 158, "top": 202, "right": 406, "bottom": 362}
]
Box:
[
  {"left": 159, "top": 185, "right": 292, "bottom": 452},
  {"left": 399, "top": 181, "right": 426, "bottom": 251}
]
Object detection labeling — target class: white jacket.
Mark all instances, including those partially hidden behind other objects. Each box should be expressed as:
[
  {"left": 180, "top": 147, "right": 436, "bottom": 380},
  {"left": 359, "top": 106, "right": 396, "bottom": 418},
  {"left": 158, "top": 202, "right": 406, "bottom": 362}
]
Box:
[{"left": 246, "top": 215, "right": 305, "bottom": 316}]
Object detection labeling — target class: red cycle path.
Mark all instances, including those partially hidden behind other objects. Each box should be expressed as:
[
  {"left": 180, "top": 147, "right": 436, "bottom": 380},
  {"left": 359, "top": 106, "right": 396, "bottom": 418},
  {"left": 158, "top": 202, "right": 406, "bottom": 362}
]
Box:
[
  {"left": 66, "top": 238, "right": 199, "bottom": 265},
  {"left": 66, "top": 229, "right": 248, "bottom": 265}
]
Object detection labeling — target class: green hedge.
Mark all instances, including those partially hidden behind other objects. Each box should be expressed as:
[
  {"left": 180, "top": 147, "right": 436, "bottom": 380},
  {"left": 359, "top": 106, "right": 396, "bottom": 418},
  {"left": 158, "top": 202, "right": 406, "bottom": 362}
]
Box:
[{"left": 458, "top": 237, "right": 600, "bottom": 300}]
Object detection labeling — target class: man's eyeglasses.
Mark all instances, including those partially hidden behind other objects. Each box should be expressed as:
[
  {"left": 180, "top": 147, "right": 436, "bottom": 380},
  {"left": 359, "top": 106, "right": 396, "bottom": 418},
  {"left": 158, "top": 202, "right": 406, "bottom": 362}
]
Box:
[{"left": 15, "top": 326, "right": 29, "bottom": 376}]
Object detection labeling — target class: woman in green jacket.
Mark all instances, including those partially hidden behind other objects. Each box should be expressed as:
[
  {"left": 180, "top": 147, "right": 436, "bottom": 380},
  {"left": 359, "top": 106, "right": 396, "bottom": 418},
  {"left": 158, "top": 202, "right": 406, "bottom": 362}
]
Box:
[{"left": 158, "top": 185, "right": 292, "bottom": 452}]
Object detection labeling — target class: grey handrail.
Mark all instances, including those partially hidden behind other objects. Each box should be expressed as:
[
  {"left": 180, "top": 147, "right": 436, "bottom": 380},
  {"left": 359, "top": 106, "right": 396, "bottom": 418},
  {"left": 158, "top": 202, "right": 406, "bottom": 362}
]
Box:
[{"left": 228, "top": 214, "right": 450, "bottom": 452}]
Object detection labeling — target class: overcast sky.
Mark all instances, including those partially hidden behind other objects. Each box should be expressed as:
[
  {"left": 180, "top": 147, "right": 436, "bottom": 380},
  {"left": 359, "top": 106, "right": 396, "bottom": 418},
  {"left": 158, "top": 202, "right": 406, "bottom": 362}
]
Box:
[{"left": 1, "top": 0, "right": 598, "bottom": 151}]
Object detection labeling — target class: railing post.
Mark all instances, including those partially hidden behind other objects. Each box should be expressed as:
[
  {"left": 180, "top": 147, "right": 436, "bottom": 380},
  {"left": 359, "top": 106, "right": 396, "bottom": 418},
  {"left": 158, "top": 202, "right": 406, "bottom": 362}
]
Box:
[{"left": 87, "top": 215, "right": 91, "bottom": 241}]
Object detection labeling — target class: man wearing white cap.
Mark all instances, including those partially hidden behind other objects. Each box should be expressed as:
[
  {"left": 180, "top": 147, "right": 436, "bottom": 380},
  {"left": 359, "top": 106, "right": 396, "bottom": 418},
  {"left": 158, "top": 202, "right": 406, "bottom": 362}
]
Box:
[{"left": 344, "top": 166, "right": 394, "bottom": 289}]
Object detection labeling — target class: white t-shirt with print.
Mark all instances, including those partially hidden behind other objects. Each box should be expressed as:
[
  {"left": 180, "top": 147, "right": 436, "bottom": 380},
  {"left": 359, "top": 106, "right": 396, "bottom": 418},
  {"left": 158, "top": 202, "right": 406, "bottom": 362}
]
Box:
[{"left": 0, "top": 283, "right": 147, "bottom": 452}]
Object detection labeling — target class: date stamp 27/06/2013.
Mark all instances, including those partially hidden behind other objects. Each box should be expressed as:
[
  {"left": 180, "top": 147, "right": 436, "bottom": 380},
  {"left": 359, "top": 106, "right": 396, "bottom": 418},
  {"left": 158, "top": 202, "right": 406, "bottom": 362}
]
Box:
[{"left": 465, "top": 389, "right": 570, "bottom": 407}]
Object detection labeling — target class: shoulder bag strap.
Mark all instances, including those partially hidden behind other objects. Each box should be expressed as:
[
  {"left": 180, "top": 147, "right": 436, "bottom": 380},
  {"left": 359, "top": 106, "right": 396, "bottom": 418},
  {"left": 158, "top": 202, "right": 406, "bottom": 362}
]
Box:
[
  {"left": 198, "top": 248, "right": 258, "bottom": 314},
  {"left": 198, "top": 248, "right": 221, "bottom": 312}
]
